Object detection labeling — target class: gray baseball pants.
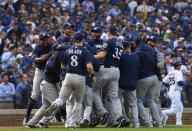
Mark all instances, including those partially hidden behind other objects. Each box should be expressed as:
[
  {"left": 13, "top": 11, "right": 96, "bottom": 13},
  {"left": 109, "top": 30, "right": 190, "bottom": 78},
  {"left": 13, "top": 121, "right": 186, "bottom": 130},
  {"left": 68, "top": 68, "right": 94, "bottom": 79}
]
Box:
[
  {"left": 119, "top": 89, "right": 139, "bottom": 127},
  {"left": 136, "top": 75, "right": 162, "bottom": 126},
  {"left": 93, "top": 67, "right": 123, "bottom": 121},
  {"left": 52, "top": 73, "right": 86, "bottom": 127},
  {"left": 27, "top": 80, "right": 58, "bottom": 125},
  {"left": 31, "top": 68, "right": 45, "bottom": 100}
]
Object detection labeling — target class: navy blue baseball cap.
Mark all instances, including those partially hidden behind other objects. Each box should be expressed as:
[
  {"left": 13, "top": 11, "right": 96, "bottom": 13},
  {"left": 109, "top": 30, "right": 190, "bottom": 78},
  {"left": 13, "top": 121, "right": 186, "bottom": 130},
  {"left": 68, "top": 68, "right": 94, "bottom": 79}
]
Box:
[
  {"left": 91, "top": 27, "right": 102, "bottom": 34},
  {"left": 109, "top": 25, "right": 118, "bottom": 35},
  {"left": 63, "top": 23, "right": 74, "bottom": 29},
  {"left": 122, "top": 41, "right": 130, "bottom": 48},
  {"left": 172, "top": 61, "right": 181, "bottom": 68},
  {"left": 74, "top": 32, "right": 84, "bottom": 42}
]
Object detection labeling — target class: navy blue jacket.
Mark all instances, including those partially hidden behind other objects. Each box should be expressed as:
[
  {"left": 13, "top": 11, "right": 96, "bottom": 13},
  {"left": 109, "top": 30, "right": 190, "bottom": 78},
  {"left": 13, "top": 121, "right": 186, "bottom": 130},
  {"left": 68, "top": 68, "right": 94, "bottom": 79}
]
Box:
[
  {"left": 44, "top": 55, "right": 60, "bottom": 84},
  {"left": 119, "top": 52, "right": 140, "bottom": 90},
  {"left": 32, "top": 44, "right": 52, "bottom": 70},
  {"left": 134, "top": 44, "right": 156, "bottom": 79}
]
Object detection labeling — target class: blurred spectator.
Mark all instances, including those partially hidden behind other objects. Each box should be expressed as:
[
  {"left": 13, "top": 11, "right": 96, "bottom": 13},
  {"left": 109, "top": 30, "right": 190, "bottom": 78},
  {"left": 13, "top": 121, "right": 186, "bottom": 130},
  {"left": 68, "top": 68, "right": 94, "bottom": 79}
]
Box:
[
  {"left": 15, "top": 73, "right": 31, "bottom": 109},
  {"left": 1, "top": 44, "right": 17, "bottom": 69},
  {"left": 0, "top": 72, "right": 15, "bottom": 109}
]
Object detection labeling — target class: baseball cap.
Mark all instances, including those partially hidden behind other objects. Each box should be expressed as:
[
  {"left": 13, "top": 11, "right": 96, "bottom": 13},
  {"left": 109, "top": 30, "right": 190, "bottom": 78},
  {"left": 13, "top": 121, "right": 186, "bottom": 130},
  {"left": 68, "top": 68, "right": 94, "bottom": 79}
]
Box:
[
  {"left": 109, "top": 25, "right": 118, "bottom": 35},
  {"left": 91, "top": 27, "right": 102, "bottom": 34},
  {"left": 172, "top": 61, "right": 181, "bottom": 68},
  {"left": 122, "top": 41, "right": 130, "bottom": 48},
  {"left": 74, "top": 32, "right": 84, "bottom": 42},
  {"left": 63, "top": 23, "right": 74, "bottom": 29}
]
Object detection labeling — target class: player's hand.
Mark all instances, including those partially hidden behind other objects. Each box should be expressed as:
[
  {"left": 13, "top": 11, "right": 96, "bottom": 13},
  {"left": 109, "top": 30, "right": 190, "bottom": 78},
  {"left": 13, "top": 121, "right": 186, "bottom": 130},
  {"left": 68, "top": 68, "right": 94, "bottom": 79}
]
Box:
[
  {"left": 92, "top": 76, "right": 96, "bottom": 83},
  {"left": 42, "top": 54, "right": 49, "bottom": 60}
]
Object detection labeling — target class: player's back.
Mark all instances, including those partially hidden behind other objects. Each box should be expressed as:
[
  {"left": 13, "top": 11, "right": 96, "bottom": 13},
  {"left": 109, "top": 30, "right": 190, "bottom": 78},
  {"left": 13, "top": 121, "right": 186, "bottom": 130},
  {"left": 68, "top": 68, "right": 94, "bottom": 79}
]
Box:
[
  {"left": 103, "top": 38, "right": 123, "bottom": 67},
  {"left": 63, "top": 45, "right": 91, "bottom": 76},
  {"left": 163, "top": 70, "right": 183, "bottom": 92}
]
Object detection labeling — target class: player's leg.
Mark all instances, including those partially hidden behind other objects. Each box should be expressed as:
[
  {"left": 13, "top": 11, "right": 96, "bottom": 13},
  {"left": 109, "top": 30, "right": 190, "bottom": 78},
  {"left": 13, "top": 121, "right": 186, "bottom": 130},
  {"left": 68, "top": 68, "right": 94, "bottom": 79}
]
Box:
[
  {"left": 37, "top": 81, "right": 59, "bottom": 127},
  {"left": 105, "top": 68, "right": 126, "bottom": 127},
  {"left": 92, "top": 67, "right": 107, "bottom": 117},
  {"left": 125, "top": 90, "right": 140, "bottom": 128},
  {"left": 80, "top": 86, "right": 93, "bottom": 127},
  {"left": 68, "top": 76, "right": 85, "bottom": 128},
  {"left": 176, "top": 105, "right": 183, "bottom": 126},
  {"left": 154, "top": 81, "right": 163, "bottom": 123},
  {"left": 65, "top": 93, "right": 75, "bottom": 128},
  {"left": 146, "top": 75, "right": 162, "bottom": 126},
  {"left": 136, "top": 78, "right": 152, "bottom": 127},
  {"left": 26, "top": 93, "right": 49, "bottom": 128},
  {"left": 45, "top": 75, "right": 73, "bottom": 116},
  {"left": 24, "top": 68, "right": 44, "bottom": 125},
  {"left": 119, "top": 90, "right": 131, "bottom": 127}
]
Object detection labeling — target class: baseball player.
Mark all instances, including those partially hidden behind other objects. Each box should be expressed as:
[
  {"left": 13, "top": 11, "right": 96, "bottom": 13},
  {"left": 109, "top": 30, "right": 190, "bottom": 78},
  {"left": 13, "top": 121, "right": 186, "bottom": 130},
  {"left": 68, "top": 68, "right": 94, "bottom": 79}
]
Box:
[
  {"left": 45, "top": 32, "right": 94, "bottom": 128},
  {"left": 79, "top": 35, "right": 101, "bottom": 128},
  {"left": 94, "top": 25, "right": 126, "bottom": 127},
  {"left": 162, "top": 61, "right": 184, "bottom": 126},
  {"left": 147, "top": 37, "right": 165, "bottom": 125},
  {"left": 134, "top": 38, "right": 162, "bottom": 127},
  {"left": 118, "top": 41, "right": 140, "bottom": 128},
  {"left": 26, "top": 44, "right": 60, "bottom": 128},
  {"left": 23, "top": 35, "right": 52, "bottom": 125}
]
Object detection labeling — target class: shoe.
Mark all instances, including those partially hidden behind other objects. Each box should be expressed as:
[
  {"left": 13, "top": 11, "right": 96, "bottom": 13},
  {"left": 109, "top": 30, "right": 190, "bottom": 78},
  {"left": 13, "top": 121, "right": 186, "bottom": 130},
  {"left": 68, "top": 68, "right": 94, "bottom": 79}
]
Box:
[
  {"left": 106, "top": 123, "right": 118, "bottom": 128},
  {"left": 80, "top": 119, "right": 89, "bottom": 128},
  {"left": 23, "top": 118, "right": 29, "bottom": 126},
  {"left": 162, "top": 115, "right": 168, "bottom": 127},
  {"left": 100, "top": 112, "right": 109, "bottom": 125},
  {"left": 68, "top": 126, "right": 76, "bottom": 129},
  {"left": 37, "top": 122, "right": 49, "bottom": 128},
  {"left": 45, "top": 104, "right": 57, "bottom": 117},
  {"left": 89, "top": 117, "right": 100, "bottom": 127},
  {"left": 117, "top": 117, "right": 127, "bottom": 128},
  {"left": 125, "top": 121, "right": 131, "bottom": 127},
  {"left": 25, "top": 124, "right": 38, "bottom": 128}
]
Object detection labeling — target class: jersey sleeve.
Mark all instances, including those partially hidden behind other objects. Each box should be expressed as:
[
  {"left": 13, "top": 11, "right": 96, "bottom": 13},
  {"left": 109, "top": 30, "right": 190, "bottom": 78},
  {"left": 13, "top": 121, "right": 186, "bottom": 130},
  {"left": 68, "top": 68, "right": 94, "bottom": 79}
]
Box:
[
  {"left": 163, "top": 72, "right": 170, "bottom": 84},
  {"left": 102, "top": 40, "right": 111, "bottom": 53},
  {"left": 176, "top": 71, "right": 183, "bottom": 83},
  {"left": 62, "top": 51, "right": 68, "bottom": 65},
  {"left": 32, "top": 46, "right": 41, "bottom": 59},
  {"left": 85, "top": 50, "right": 92, "bottom": 64}
]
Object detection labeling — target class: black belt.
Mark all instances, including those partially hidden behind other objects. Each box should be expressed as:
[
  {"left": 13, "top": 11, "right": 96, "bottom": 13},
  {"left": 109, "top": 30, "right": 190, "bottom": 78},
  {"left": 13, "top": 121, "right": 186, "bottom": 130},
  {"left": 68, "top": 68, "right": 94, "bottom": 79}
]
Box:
[{"left": 104, "top": 65, "right": 118, "bottom": 68}]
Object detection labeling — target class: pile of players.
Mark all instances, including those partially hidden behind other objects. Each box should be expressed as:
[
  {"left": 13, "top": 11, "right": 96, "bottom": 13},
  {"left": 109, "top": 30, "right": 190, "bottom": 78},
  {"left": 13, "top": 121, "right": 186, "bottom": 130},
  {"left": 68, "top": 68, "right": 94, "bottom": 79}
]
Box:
[{"left": 23, "top": 23, "right": 185, "bottom": 128}]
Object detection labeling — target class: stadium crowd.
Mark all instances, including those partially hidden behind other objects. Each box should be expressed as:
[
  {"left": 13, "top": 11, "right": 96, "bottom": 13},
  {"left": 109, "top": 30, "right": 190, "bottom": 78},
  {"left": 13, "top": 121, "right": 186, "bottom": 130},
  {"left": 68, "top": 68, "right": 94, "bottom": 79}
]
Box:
[{"left": 0, "top": 0, "right": 191, "bottom": 110}]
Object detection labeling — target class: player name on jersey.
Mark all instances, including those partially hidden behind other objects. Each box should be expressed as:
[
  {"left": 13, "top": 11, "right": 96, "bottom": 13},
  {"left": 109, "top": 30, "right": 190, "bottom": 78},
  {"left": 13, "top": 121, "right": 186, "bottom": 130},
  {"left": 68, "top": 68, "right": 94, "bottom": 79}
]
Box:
[{"left": 68, "top": 49, "right": 82, "bottom": 55}]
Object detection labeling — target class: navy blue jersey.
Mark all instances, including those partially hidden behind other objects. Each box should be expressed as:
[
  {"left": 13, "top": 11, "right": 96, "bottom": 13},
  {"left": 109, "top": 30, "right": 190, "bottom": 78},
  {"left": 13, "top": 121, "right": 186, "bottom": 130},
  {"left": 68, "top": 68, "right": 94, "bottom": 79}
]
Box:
[
  {"left": 103, "top": 38, "right": 123, "bottom": 67},
  {"left": 32, "top": 44, "right": 52, "bottom": 70},
  {"left": 57, "top": 35, "right": 73, "bottom": 45},
  {"left": 84, "top": 42, "right": 100, "bottom": 72},
  {"left": 119, "top": 52, "right": 140, "bottom": 90},
  {"left": 134, "top": 44, "right": 156, "bottom": 79},
  {"left": 56, "top": 44, "right": 72, "bottom": 80},
  {"left": 63, "top": 46, "right": 92, "bottom": 76},
  {"left": 44, "top": 55, "right": 60, "bottom": 84}
]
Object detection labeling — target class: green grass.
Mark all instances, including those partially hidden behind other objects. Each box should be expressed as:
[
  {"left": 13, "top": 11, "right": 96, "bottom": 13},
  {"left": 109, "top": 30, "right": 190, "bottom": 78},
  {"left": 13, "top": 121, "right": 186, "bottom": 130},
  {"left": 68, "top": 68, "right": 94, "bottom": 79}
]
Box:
[{"left": 0, "top": 126, "right": 192, "bottom": 131}]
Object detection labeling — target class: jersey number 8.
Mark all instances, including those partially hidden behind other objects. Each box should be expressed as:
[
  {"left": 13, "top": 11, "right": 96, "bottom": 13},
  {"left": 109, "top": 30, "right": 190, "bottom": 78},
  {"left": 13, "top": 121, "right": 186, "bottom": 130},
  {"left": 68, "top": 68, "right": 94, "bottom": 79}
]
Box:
[{"left": 71, "top": 55, "right": 78, "bottom": 66}]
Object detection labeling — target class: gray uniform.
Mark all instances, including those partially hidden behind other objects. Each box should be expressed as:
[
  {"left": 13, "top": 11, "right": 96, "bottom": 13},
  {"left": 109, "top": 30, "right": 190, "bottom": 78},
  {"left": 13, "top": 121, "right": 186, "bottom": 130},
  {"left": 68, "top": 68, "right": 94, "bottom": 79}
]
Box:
[
  {"left": 52, "top": 73, "right": 86, "bottom": 127},
  {"left": 135, "top": 43, "right": 161, "bottom": 127},
  {"left": 154, "top": 48, "right": 164, "bottom": 122},
  {"left": 119, "top": 89, "right": 139, "bottom": 127},
  {"left": 27, "top": 80, "right": 58, "bottom": 126},
  {"left": 31, "top": 68, "right": 45, "bottom": 100}
]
